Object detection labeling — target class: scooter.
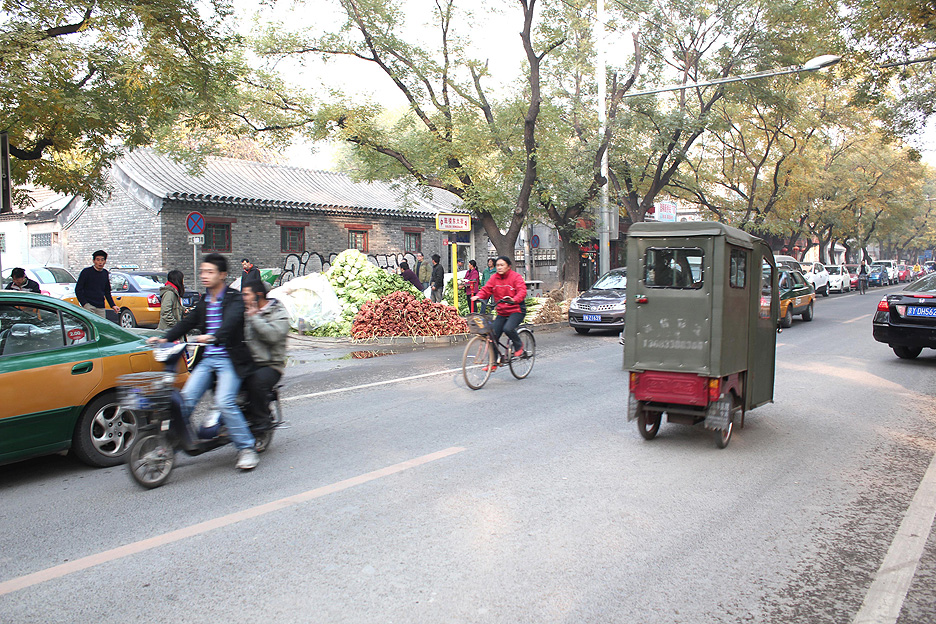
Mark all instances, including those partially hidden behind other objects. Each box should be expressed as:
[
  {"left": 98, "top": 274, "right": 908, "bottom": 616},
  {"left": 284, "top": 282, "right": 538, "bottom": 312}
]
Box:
[{"left": 119, "top": 341, "right": 282, "bottom": 488}]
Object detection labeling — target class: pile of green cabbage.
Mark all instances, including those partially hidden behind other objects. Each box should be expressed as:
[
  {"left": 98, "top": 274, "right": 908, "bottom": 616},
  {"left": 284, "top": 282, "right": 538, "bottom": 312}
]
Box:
[{"left": 306, "top": 249, "right": 423, "bottom": 337}]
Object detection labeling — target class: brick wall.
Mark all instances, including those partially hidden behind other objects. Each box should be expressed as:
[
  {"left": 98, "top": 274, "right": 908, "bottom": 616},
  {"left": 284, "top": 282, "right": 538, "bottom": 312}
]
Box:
[
  {"left": 62, "top": 182, "right": 163, "bottom": 274},
  {"left": 160, "top": 202, "right": 457, "bottom": 278}
]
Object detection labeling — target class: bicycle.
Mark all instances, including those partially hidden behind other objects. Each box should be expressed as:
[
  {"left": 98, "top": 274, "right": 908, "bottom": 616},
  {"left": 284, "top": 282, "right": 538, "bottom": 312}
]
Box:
[{"left": 462, "top": 305, "right": 536, "bottom": 390}]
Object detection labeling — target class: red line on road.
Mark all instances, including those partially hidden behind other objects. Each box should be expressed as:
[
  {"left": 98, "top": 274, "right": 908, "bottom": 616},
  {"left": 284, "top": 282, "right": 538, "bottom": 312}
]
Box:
[{"left": 0, "top": 446, "right": 466, "bottom": 597}]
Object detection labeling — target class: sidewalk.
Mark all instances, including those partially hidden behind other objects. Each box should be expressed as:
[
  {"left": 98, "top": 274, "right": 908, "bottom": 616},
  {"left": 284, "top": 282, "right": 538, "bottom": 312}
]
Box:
[{"left": 287, "top": 321, "right": 568, "bottom": 349}]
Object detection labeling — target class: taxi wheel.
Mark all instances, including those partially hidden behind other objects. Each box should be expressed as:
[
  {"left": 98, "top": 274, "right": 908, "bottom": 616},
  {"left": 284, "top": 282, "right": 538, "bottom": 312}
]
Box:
[
  {"left": 119, "top": 309, "right": 137, "bottom": 328},
  {"left": 72, "top": 393, "right": 139, "bottom": 467},
  {"left": 801, "top": 301, "right": 814, "bottom": 322},
  {"left": 780, "top": 305, "right": 793, "bottom": 328}
]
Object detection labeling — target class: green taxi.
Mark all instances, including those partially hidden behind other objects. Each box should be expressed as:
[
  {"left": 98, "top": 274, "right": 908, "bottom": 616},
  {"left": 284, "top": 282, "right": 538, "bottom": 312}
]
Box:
[
  {"left": 0, "top": 291, "right": 180, "bottom": 467},
  {"left": 778, "top": 268, "right": 815, "bottom": 327}
]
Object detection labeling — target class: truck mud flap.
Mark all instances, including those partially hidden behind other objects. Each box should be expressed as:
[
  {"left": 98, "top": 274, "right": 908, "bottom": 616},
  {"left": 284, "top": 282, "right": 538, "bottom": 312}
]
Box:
[
  {"left": 704, "top": 397, "right": 731, "bottom": 431},
  {"left": 627, "top": 394, "right": 639, "bottom": 422}
]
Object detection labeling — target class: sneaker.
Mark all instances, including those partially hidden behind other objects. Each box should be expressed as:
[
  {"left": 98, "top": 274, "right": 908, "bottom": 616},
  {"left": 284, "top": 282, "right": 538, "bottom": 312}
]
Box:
[
  {"left": 236, "top": 448, "right": 259, "bottom": 470},
  {"left": 514, "top": 348, "right": 525, "bottom": 358},
  {"left": 482, "top": 364, "right": 498, "bottom": 372}
]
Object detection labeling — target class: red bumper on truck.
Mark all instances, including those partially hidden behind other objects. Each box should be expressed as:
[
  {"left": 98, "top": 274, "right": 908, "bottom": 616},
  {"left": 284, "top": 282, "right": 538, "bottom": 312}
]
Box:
[{"left": 629, "top": 371, "right": 717, "bottom": 407}]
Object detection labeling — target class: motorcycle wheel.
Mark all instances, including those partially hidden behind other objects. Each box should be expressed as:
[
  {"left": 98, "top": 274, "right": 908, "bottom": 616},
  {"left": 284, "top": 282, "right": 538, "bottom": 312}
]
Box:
[
  {"left": 254, "top": 429, "right": 275, "bottom": 454},
  {"left": 127, "top": 433, "right": 175, "bottom": 489}
]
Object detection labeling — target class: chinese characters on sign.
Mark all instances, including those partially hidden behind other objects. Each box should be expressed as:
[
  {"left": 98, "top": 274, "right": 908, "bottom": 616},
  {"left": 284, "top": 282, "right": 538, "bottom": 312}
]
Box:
[{"left": 435, "top": 213, "right": 471, "bottom": 232}]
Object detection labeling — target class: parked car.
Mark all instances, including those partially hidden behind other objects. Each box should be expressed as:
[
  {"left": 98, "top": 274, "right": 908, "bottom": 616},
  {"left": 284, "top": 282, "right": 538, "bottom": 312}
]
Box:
[
  {"left": 872, "top": 272, "right": 936, "bottom": 359},
  {"left": 64, "top": 271, "right": 200, "bottom": 328},
  {"left": 1, "top": 265, "right": 78, "bottom": 299},
  {"left": 0, "top": 291, "right": 184, "bottom": 467},
  {"left": 801, "top": 261, "right": 830, "bottom": 296},
  {"left": 872, "top": 260, "right": 897, "bottom": 283},
  {"left": 825, "top": 264, "right": 851, "bottom": 293},
  {"left": 568, "top": 267, "right": 627, "bottom": 334},
  {"left": 868, "top": 265, "right": 889, "bottom": 287},
  {"left": 778, "top": 269, "right": 815, "bottom": 328},
  {"left": 897, "top": 264, "right": 912, "bottom": 283},
  {"left": 845, "top": 264, "right": 860, "bottom": 289},
  {"left": 773, "top": 254, "right": 803, "bottom": 272}
]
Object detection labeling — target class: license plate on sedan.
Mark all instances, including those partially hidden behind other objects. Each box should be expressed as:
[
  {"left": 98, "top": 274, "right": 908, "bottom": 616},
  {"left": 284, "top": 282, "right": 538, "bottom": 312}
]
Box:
[
  {"left": 583, "top": 314, "right": 602, "bottom": 322},
  {"left": 907, "top": 306, "right": 936, "bottom": 318}
]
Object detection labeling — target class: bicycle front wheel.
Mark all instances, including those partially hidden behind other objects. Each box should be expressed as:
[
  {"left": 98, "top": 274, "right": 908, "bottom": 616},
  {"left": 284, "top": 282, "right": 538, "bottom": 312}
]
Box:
[
  {"left": 463, "top": 335, "right": 495, "bottom": 389},
  {"left": 509, "top": 329, "right": 536, "bottom": 379}
]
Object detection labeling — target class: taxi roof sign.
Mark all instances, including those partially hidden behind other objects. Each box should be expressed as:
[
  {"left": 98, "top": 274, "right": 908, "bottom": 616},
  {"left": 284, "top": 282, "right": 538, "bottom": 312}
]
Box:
[{"left": 436, "top": 212, "right": 471, "bottom": 232}]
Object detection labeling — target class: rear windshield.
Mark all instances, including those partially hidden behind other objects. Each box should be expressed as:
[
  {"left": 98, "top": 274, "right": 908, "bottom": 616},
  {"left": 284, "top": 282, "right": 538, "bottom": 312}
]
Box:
[
  {"left": 644, "top": 248, "right": 703, "bottom": 289},
  {"left": 905, "top": 274, "right": 936, "bottom": 292},
  {"left": 31, "top": 267, "right": 76, "bottom": 284},
  {"left": 132, "top": 274, "right": 165, "bottom": 290},
  {"left": 827, "top": 266, "right": 842, "bottom": 275}
]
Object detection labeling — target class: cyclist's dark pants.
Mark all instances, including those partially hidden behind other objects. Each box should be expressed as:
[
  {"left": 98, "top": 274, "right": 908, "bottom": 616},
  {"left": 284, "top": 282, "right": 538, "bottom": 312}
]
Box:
[
  {"left": 245, "top": 366, "right": 281, "bottom": 430},
  {"left": 493, "top": 312, "right": 525, "bottom": 351}
]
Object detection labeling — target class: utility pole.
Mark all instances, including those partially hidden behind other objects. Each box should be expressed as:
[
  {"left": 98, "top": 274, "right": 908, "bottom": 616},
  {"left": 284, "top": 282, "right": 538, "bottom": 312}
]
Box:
[
  {"left": 597, "top": 0, "right": 610, "bottom": 277},
  {"left": 0, "top": 132, "right": 12, "bottom": 277}
]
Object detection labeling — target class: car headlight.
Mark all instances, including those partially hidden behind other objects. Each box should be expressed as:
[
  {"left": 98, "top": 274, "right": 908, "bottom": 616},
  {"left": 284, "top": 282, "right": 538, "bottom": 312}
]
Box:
[
  {"left": 570, "top": 297, "right": 581, "bottom": 310},
  {"left": 610, "top": 302, "right": 626, "bottom": 312}
]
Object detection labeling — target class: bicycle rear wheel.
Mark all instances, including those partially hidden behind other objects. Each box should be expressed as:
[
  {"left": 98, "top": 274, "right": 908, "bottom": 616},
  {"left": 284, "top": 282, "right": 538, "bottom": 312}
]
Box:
[
  {"left": 508, "top": 329, "right": 536, "bottom": 379},
  {"left": 463, "top": 335, "right": 495, "bottom": 389}
]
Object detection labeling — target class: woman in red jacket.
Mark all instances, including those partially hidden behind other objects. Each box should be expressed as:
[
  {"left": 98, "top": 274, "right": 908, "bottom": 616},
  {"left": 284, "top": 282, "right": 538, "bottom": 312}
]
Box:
[{"left": 472, "top": 256, "right": 527, "bottom": 364}]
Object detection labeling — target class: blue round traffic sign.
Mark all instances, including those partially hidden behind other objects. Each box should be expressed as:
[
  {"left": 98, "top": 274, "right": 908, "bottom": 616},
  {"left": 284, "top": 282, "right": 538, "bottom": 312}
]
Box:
[
  {"left": 531, "top": 234, "right": 540, "bottom": 249},
  {"left": 186, "top": 212, "right": 205, "bottom": 235}
]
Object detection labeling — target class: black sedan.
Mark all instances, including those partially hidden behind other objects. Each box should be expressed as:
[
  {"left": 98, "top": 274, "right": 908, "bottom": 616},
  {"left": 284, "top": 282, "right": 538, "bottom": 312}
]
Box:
[
  {"left": 872, "top": 273, "right": 936, "bottom": 359},
  {"left": 568, "top": 268, "right": 627, "bottom": 334}
]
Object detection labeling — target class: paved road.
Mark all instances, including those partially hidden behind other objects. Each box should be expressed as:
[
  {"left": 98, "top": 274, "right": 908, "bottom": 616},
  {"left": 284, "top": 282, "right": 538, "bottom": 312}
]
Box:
[{"left": 1, "top": 285, "right": 934, "bottom": 623}]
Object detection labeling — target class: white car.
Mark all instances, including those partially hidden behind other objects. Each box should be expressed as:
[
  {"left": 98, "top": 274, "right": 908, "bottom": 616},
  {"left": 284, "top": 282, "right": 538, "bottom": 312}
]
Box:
[
  {"left": 873, "top": 260, "right": 898, "bottom": 283},
  {"left": 801, "top": 261, "right": 830, "bottom": 297},
  {"left": 1, "top": 265, "right": 78, "bottom": 299},
  {"left": 825, "top": 264, "right": 851, "bottom": 293}
]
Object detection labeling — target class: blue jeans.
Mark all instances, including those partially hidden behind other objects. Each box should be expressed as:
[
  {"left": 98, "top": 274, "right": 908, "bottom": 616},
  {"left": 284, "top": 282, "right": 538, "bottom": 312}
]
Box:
[{"left": 180, "top": 355, "right": 255, "bottom": 451}]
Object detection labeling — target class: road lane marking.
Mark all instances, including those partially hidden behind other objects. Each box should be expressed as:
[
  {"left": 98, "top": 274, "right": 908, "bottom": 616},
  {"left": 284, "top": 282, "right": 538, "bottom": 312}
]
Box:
[
  {"left": 0, "top": 446, "right": 466, "bottom": 597},
  {"left": 283, "top": 366, "right": 466, "bottom": 402},
  {"left": 844, "top": 314, "right": 873, "bottom": 324},
  {"left": 852, "top": 450, "right": 936, "bottom": 624}
]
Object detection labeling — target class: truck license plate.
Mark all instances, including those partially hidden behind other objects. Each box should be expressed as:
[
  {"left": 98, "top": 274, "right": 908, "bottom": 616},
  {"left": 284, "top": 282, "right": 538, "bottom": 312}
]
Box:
[
  {"left": 907, "top": 306, "right": 936, "bottom": 318},
  {"left": 583, "top": 314, "right": 602, "bottom": 322}
]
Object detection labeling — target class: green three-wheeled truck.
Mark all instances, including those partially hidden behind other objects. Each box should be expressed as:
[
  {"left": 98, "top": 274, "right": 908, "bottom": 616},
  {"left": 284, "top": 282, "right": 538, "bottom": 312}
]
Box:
[{"left": 623, "top": 221, "right": 779, "bottom": 448}]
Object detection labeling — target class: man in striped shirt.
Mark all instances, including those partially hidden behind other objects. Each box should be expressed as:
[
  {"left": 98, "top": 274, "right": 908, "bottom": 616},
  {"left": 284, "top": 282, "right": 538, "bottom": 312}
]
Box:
[{"left": 155, "top": 253, "right": 259, "bottom": 470}]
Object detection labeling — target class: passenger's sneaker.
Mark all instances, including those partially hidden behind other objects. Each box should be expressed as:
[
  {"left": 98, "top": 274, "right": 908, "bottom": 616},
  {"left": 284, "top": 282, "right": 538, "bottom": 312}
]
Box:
[{"left": 236, "top": 449, "right": 259, "bottom": 470}]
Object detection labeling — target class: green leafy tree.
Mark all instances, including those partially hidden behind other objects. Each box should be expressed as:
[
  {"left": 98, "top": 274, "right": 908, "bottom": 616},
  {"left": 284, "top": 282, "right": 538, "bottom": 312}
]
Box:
[{"left": 0, "top": 0, "right": 244, "bottom": 207}]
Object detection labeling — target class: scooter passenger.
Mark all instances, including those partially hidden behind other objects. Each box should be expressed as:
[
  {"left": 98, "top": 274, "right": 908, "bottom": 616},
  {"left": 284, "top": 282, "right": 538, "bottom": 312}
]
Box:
[
  {"left": 148, "top": 253, "right": 260, "bottom": 471},
  {"left": 241, "top": 278, "right": 289, "bottom": 432}
]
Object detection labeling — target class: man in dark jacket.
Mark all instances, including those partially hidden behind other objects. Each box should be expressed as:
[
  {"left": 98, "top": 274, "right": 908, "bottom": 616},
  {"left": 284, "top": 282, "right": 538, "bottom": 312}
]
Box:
[
  {"left": 152, "top": 253, "right": 259, "bottom": 471},
  {"left": 430, "top": 253, "right": 445, "bottom": 303},
  {"left": 242, "top": 258, "right": 261, "bottom": 284},
  {"left": 75, "top": 250, "right": 120, "bottom": 318},
  {"left": 5, "top": 267, "right": 40, "bottom": 293}
]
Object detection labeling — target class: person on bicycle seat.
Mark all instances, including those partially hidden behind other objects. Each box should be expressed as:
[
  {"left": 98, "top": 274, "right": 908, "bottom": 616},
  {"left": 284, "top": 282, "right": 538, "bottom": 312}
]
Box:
[
  {"left": 241, "top": 278, "right": 289, "bottom": 432},
  {"left": 472, "top": 256, "right": 527, "bottom": 367},
  {"left": 148, "top": 254, "right": 259, "bottom": 471}
]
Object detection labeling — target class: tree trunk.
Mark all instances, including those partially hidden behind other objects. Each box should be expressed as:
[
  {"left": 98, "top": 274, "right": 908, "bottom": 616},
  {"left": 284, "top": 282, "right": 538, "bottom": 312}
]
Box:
[{"left": 557, "top": 235, "right": 581, "bottom": 297}]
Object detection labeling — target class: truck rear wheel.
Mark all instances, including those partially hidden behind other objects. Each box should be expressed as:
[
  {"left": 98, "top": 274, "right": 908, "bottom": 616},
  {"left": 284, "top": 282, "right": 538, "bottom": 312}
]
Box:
[{"left": 637, "top": 410, "right": 661, "bottom": 440}]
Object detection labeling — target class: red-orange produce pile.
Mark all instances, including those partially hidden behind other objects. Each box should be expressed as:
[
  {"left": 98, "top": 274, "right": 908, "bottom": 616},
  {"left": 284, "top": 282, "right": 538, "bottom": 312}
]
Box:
[{"left": 351, "top": 291, "right": 468, "bottom": 339}]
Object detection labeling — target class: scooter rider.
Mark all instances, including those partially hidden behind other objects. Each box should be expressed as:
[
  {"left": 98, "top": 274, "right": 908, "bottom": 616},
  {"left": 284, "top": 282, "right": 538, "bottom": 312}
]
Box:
[
  {"left": 241, "top": 278, "right": 289, "bottom": 432},
  {"left": 148, "top": 253, "right": 260, "bottom": 471}
]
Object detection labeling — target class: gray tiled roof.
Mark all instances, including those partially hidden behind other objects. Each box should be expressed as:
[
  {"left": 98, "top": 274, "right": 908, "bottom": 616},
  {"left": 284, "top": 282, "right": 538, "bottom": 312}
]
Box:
[{"left": 116, "top": 149, "right": 464, "bottom": 218}]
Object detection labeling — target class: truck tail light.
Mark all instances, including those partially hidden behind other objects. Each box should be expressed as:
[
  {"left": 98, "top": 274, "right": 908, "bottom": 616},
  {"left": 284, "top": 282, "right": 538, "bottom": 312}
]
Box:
[
  {"left": 630, "top": 372, "right": 639, "bottom": 391},
  {"left": 708, "top": 378, "right": 721, "bottom": 402},
  {"left": 147, "top": 294, "right": 161, "bottom": 308},
  {"left": 877, "top": 297, "right": 890, "bottom": 312}
]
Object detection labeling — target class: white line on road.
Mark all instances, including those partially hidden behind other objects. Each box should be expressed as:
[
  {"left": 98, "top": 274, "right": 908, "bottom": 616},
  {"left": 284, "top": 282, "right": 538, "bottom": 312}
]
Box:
[
  {"left": 0, "top": 446, "right": 466, "bottom": 597},
  {"left": 283, "top": 366, "right": 465, "bottom": 402},
  {"left": 844, "top": 314, "right": 873, "bottom": 324},
  {"left": 852, "top": 451, "right": 936, "bottom": 624}
]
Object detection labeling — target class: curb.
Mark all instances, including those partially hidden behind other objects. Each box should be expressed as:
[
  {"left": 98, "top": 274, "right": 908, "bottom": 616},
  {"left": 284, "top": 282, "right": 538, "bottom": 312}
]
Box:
[{"left": 287, "top": 320, "right": 569, "bottom": 349}]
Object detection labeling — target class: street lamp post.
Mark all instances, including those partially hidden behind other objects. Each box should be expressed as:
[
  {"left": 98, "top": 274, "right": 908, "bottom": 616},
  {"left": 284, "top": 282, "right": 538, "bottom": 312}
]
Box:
[{"left": 596, "top": 54, "right": 841, "bottom": 276}]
